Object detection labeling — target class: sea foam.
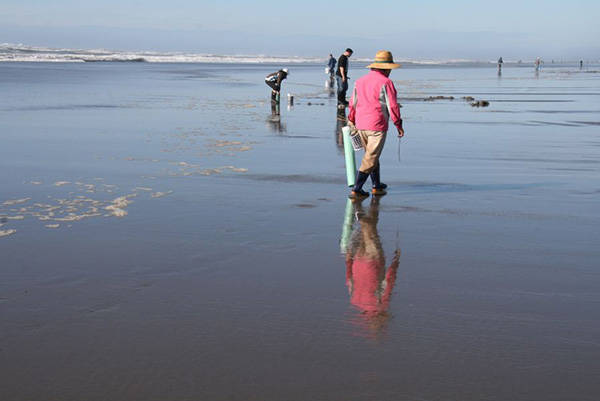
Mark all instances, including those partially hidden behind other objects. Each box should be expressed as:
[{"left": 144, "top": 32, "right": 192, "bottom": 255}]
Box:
[
  {"left": 0, "top": 43, "right": 493, "bottom": 65},
  {"left": 0, "top": 44, "right": 325, "bottom": 63}
]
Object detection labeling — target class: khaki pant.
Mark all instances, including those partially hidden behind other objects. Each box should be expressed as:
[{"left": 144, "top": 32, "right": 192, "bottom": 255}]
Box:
[{"left": 356, "top": 130, "right": 387, "bottom": 173}]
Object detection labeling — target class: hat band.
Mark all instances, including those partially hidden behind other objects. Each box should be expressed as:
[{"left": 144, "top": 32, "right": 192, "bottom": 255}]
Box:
[{"left": 373, "top": 60, "right": 395, "bottom": 64}]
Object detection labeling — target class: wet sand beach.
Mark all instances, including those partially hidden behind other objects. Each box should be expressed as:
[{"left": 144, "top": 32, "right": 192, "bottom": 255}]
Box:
[{"left": 1, "top": 62, "right": 600, "bottom": 401}]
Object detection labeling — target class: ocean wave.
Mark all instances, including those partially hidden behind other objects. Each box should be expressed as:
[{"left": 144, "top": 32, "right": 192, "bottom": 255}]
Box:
[
  {"left": 0, "top": 44, "right": 513, "bottom": 65},
  {"left": 0, "top": 44, "right": 329, "bottom": 64}
]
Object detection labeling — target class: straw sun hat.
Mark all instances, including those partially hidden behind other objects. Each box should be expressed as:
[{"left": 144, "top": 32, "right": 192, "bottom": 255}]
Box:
[{"left": 367, "top": 50, "right": 401, "bottom": 69}]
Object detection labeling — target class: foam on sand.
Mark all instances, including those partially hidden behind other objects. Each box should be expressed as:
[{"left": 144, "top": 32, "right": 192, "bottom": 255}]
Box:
[
  {"left": 0, "top": 229, "right": 17, "bottom": 238},
  {"left": 3, "top": 198, "right": 31, "bottom": 206},
  {"left": 0, "top": 178, "right": 176, "bottom": 233},
  {"left": 105, "top": 195, "right": 136, "bottom": 217},
  {"left": 150, "top": 191, "right": 173, "bottom": 198}
]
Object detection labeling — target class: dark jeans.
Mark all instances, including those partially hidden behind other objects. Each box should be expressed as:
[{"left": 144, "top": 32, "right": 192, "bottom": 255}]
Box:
[{"left": 336, "top": 76, "right": 348, "bottom": 104}]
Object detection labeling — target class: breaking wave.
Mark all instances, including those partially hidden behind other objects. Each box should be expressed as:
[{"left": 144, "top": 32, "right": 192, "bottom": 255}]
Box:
[
  {"left": 0, "top": 44, "right": 497, "bottom": 65},
  {"left": 0, "top": 44, "right": 328, "bottom": 63}
]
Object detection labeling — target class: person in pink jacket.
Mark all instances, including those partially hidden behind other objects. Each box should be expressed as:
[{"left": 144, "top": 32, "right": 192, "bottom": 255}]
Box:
[{"left": 348, "top": 50, "right": 405, "bottom": 199}]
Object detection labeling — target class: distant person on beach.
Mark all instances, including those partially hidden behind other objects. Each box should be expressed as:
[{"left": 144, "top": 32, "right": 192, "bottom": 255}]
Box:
[
  {"left": 327, "top": 54, "right": 337, "bottom": 78},
  {"left": 347, "top": 50, "right": 404, "bottom": 199},
  {"left": 580, "top": 60, "right": 583, "bottom": 69},
  {"left": 265, "top": 68, "right": 288, "bottom": 103},
  {"left": 497, "top": 57, "right": 503, "bottom": 74},
  {"left": 336, "top": 48, "right": 353, "bottom": 107},
  {"left": 535, "top": 57, "right": 542, "bottom": 71}
]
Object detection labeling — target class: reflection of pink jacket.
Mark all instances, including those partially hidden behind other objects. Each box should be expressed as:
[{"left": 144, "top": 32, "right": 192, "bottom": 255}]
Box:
[
  {"left": 348, "top": 70, "right": 402, "bottom": 132},
  {"left": 346, "top": 256, "right": 397, "bottom": 314}
]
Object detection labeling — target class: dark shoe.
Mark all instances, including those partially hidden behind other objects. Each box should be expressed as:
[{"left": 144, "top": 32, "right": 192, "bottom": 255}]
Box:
[
  {"left": 371, "top": 187, "right": 387, "bottom": 196},
  {"left": 349, "top": 189, "right": 370, "bottom": 199},
  {"left": 372, "top": 183, "right": 387, "bottom": 190}
]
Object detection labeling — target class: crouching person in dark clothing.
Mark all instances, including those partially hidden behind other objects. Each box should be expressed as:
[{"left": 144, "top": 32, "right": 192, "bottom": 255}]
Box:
[{"left": 265, "top": 68, "right": 289, "bottom": 104}]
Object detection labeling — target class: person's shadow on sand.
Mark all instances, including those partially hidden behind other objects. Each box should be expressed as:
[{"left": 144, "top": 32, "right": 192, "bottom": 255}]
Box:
[{"left": 341, "top": 196, "right": 401, "bottom": 338}]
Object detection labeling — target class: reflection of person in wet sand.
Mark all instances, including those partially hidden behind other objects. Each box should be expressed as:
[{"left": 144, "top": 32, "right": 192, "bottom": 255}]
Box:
[
  {"left": 343, "top": 196, "right": 400, "bottom": 335},
  {"left": 271, "top": 99, "right": 280, "bottom": 116},
  {"left": 335, "top": 108, "right": 346, "bottom": 149},
  {"left": 266, "top": 105, "right": 286, "bottom": 133}
]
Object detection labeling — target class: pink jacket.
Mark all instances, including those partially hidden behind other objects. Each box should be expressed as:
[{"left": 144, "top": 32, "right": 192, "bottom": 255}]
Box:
[{"left": 348, "top": 70, "right": 402, "bottom": 132}]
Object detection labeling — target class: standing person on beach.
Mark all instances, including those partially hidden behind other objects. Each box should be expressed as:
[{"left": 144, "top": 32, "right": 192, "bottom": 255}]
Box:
[
  {"left": 347, "top": 50, "right": 404, "bottom": 199},
  {"left": 497, "top": 57, "right": 503, "bottom": 74},
  {"left": 327, "top": 54, "right": 337, "bottom": 79},
  {"left": 265, "top": 68, "right": 289, "bottom": 104},
  {"left": 336, "top": 48, "right": 353, "bottom": 107}
]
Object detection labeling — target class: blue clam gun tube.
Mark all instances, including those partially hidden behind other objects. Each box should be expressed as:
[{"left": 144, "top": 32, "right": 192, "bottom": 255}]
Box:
[{"left": 342, "top": 126, "right": 356, "bottom": 187}]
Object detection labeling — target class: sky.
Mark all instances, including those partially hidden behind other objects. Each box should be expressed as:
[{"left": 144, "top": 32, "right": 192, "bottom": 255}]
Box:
[{"left": 1, "top": 0, "right": 599, "bottom": 60}]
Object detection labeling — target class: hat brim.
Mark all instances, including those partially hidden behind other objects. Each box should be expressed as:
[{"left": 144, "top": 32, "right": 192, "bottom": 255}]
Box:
[{"left": 366, "top": 62, "right": 401, "bottom": 69}]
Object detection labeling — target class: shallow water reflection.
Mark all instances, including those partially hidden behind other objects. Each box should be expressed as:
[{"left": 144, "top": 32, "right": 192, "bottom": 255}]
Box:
[
  {"left": 340, "top": 197, "right": 401, "bottom": 338},
  {"left": 266, "top": 104, "right": 286, "bottom": 133},
  {"left": 335, "top": 108, "right": 346, "bottom": 150}
]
